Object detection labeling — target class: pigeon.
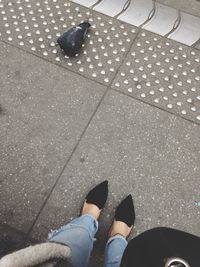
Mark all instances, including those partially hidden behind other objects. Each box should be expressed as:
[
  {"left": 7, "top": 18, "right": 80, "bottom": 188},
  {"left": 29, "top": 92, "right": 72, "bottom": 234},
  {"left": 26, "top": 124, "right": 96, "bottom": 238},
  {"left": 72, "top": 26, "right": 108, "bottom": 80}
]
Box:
[{"left": 57, "top": 21, "right": 91, "bottom": 57}]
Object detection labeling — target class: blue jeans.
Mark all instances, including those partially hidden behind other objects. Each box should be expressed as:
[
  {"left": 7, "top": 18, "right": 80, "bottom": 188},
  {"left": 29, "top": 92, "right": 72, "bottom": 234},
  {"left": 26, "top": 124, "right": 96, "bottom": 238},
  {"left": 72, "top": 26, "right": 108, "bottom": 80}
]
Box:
[{"left": 48, "top": 215, "right": 127, "bottom": 267}]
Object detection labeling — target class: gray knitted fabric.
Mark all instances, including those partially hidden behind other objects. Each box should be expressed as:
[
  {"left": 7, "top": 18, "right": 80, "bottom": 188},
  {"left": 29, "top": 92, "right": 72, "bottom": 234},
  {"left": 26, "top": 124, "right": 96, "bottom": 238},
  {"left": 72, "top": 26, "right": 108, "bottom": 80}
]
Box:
[{"left": 0, "top": 242, "right": 72, "bottom": 267}]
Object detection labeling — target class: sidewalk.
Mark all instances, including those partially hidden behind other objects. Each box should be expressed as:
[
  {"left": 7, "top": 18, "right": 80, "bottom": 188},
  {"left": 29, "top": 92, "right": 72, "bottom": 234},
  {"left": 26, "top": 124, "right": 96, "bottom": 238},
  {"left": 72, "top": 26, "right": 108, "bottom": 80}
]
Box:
[{"left": 0, "top": 0, "right": 200, "bottom": 266}]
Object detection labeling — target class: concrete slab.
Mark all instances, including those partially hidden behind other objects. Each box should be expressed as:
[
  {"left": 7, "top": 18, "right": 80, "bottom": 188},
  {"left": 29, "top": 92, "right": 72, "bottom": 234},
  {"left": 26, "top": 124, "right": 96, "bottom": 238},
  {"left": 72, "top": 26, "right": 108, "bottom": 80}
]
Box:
[
  {"left": 0, "top": 41, "right": 106, "bottom": 232},
  {"left": 157, "top": 0, "right": 200, "bottom": 18},
  {"left": 168, "top": 12, "right": 200, "bottom": 46},
  {"left": 72, "top": 0, "right": 200, "bottom": 48},
  {"left": 31, "top": 91, "right": 200, "bottom": 265},
  {"left": 117, "top": 0, "right": 154, "bottom": 27},
  {"left": 143, "top": 3, "right": 179, "bottom": 36},
  {"left": 112, "top": 30, "right": 200, "bottom": 124},
  {"left": 0, "top": 0, "right": 138, "bottom": 85}
]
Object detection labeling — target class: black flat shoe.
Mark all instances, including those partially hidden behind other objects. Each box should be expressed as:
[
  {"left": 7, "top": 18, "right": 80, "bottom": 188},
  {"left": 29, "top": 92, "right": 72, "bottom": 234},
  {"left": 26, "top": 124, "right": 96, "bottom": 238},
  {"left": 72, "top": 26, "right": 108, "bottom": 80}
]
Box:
[
  {"left": 115, "top": 195, "right": 135, "bottom": 227},
  {"left": 85, "top": 180, "right": 108, "bottom": 210}
]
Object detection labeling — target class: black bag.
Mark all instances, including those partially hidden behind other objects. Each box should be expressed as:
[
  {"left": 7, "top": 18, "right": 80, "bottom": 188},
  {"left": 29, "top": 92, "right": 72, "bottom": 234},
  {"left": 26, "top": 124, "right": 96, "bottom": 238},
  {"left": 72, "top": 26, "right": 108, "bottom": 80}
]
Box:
[{"left": 120, "top": 227, "right": 200, "bottom": 267}]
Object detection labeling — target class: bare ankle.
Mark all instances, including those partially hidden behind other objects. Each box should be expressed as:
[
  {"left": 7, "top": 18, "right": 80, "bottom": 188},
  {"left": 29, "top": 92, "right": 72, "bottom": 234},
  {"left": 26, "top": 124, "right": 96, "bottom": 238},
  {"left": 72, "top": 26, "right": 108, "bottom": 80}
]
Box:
[
  {"left": 110, "top": 220, "right": 132, "bottom": 239},
  {"left": 82, "top": 202, "right": 100, "bottom": 220}
]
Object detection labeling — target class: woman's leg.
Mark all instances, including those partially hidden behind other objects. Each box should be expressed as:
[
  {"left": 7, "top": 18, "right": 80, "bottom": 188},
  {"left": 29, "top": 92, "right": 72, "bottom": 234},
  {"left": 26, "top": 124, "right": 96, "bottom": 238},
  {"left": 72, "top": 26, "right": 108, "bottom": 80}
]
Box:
[
  {"left": 48, "top": 180, "right": 108, "bottom": 267},
  {"left": 48, "top": 214, "right": 98, "bottom": 267},
  {"left": 104, "top": 234, "right": 127, "bottom": 267},
  {"left": 104, "top": 195, "right": 135, "bottom": 267}
]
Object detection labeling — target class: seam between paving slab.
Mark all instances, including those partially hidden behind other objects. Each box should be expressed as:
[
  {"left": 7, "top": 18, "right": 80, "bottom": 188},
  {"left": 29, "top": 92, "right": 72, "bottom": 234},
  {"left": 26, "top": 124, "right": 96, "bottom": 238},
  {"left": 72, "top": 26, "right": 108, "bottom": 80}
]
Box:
[
  {"left": 0, "top": 27, "right": 139, "bottom": 89},
  {"left": 28, "top": 87, "right": 200, "bottom": 237},
  {"left": 27, "top": 29, "right": 140, "bottom": 234},
  {"left": 0, "top": 0, "right": 139, "bottom": 85},
  {"left": 0, "top": 39, "right": 106, "bottom": 87},
  {"left": 111, "top": 29, "right": 200, "bottom": 124},
  {"left": 28, "top": 58, "right": 200, "bottom": 235},
  {"left": 0, "top": 1, "right": 142, "bottom": 86},
  {"left": 27, "top": 86, "right": 110, "bottom": 235},
  {"left": 110, "top": 88, "right": 200, "bottom": 127},
  {"left": 2, "top": 29, "right": 200, "bottom": 129}
]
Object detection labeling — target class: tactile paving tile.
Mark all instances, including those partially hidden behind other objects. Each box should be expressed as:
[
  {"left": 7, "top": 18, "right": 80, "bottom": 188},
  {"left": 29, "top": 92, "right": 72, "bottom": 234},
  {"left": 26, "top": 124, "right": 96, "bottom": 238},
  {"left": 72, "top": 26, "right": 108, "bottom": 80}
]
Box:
[
  {"left": 112, "top": 31, "right": 200, "bottom": 124},
  {"left": 0, "top": 0, "right": 138, "bottom": 86}
]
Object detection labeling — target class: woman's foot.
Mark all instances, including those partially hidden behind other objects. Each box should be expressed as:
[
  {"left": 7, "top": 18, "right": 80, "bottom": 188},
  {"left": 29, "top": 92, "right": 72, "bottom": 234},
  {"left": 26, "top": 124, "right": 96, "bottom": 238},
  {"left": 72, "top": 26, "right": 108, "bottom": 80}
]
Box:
[
  {"left": 81, "top": 180, "right": 108, "bottom": 220},
  {"left": 110, "top": 195, "right": 135, "bottom": 239}
]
